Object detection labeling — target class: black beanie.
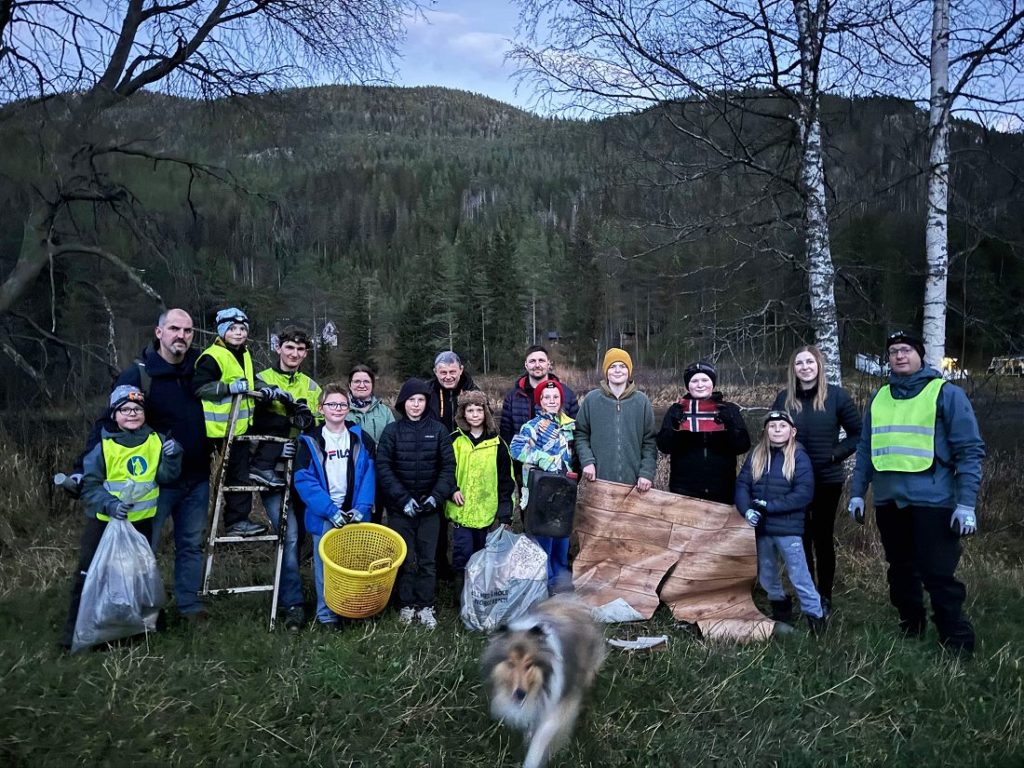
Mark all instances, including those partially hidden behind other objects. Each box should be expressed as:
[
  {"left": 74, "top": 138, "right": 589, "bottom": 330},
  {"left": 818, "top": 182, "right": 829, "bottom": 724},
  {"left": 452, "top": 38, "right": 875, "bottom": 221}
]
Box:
[
  {"left": 886, "top": 330, "right": 926, "bottom": 360},
  {"left": 683, "top": 361, "right": 718, "bottom": 387}
]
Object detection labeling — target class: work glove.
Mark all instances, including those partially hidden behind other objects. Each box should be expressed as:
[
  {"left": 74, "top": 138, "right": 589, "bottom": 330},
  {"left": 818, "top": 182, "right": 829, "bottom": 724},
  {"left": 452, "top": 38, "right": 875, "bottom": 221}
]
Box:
[
  {"left": 744, "top": 509, "right": 761, "bottom": 527},
  {"left": 401, "top": 499, "right": 420, "bottom": 518},
  {"left": 280, "top": 440, "right": 296, "bottom": 459},
  {"left": 950, "top": 505, "right": 977, "bottom": 537},
  {"left": 848, "top": 497, "right": 865, "bottom": 525},
  {"left": 257, "top": 386, "right": 276, "bottom": 401},
  {"left": 109, "top": 500, "right": 133, "bottom": 520},
  {"left": 274, "top": 388, "right": 294, "bottom": 403},
  {"left": 752, "top": 499, "right": 769, "bottom": 515},
  {"left": 420, "top": 496, "right": 438, "bottom": 514},
  {"left": 54, "top": 472, "right": 84, "bottom": 499},
  {"left": 162, "top": 439, "right": 182, "bottom": 456},
  {"left": 670, "top": 410, "right": 683, "bottom": 430},
  {"left": 228, "top": 378, "right": 249, "bottom": 395},
  {"left": 715, "top": 404, "right": 735, "bottom": 427},
  {"left": 331, "top": 508, "right": 356, "bottom": 528}
]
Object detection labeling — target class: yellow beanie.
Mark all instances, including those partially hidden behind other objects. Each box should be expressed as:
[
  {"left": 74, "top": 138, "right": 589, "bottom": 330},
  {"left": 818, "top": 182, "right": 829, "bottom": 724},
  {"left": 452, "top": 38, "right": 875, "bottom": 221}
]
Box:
[{"left": 602, "top": 347, "right": 633, "bottom": 379}]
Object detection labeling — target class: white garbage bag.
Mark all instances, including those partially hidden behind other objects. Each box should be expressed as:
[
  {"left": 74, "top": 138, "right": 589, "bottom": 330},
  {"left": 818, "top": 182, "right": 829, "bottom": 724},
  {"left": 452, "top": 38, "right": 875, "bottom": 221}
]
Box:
[{"left": 460, "top": 527, "right": 548, "bottom": 632}]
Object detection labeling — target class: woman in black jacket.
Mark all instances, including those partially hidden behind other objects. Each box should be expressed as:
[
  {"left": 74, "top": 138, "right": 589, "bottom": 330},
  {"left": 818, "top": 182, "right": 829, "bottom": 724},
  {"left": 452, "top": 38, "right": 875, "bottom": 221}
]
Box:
[
  {"left": 656, "top": 361, "right": 751, "bottom": 505},
  {"left": 771, "top": 345, "right": 862, "bottom": 613}
]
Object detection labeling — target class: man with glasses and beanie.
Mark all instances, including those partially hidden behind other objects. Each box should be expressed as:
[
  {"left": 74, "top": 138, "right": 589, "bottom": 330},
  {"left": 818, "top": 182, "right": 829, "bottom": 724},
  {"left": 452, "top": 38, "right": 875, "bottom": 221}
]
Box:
[{"left": 848, "top": 330, "right": 985, "bottom": 655}]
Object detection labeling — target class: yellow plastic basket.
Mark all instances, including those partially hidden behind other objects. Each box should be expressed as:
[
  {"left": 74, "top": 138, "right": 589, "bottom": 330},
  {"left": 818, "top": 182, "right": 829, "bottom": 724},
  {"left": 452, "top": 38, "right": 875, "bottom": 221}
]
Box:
[{"left": 319, "top": 523, "right": 407, "bottom": 618}]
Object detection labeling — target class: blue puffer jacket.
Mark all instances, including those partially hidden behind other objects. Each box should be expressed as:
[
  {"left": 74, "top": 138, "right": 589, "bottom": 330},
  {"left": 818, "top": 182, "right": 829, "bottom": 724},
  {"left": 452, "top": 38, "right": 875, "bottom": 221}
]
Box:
[
  {"left": 851, "top": 367, "right": 985, "bottom": 509},
  {"left": 293, "top": 424, "right": 376, "bottom": 536},
  {"left": 735, "top": 445, "right": 814, "bottom": 537},
  {"left": 499, "top": 374, "right": 579, "bottom": 444}
]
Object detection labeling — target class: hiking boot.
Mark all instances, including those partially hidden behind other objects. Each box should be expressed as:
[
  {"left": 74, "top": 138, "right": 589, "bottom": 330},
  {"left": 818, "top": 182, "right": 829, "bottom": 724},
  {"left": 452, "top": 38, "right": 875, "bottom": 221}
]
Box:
[
  {"left": 398, "top": 606, "right": 416, "bottom": 625},
  {"left": 225, "top": 520, "right": 268, "bottom": 537},
  {"left": 417, "top": 606, "right": 438, "bottom": 630},
  {"left": 249, "top": 468, "right": 286, "bottom": 488},
  {"left": 807, "top": 614, "right": 829, "bottom": 637},
  {"left": 283, "top": 606, "right": 305, "bottom": 631},
  {"left": 770, "top": 596, "right": 794, "bottom": 624}
]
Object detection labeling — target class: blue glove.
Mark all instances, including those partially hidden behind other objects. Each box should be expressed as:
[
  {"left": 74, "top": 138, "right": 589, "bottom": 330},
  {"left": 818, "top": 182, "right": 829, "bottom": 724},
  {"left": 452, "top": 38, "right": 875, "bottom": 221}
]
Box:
[
  {"left": 402, "top": 499, "right": 419, "bottom": 518},
  {"left": 109, "top": 501, "right": 132, "bottom": 520},
  {"left": 950, "top": 505, "right": 976, "bottom": 537},
  {"left": 257, "top": 386, "right": 276, "bottom": 401},
  {"left": 162, "top": 439, "right": 182, "bottom": 456},
  {"left": 744, "top": 509, "right": 761, "bottom": 527},
  {"left": 228, "top": 378, "right": 249, "bottom": 395},
  {"left": 331, "top": 508, "right": 355, "bottom": 528},
  {"left": 848, "top": 497, "right": 865, "bottom": 525},
  {"left": 280, "top": 441, "right": 296, "bottom": 459}
]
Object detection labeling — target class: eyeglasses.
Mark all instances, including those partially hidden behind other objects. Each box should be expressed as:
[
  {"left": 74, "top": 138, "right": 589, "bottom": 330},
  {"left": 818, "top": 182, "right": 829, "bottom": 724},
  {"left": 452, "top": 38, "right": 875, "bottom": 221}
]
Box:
[
  {"left": 888, "top": 346, "right": 915, "bottom": 358},
  {"left": 117, "top": 407, "right": 144, "bottom": 416},
  {"left": 322, "top": 402, "right": 350, "bottom": 410}
]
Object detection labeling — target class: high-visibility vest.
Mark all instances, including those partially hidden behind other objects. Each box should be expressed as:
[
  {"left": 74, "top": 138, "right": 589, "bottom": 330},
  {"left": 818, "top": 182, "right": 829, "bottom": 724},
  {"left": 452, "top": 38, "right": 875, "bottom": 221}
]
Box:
[
  {"left": 257, "top": 367, "right": 322, "bottom": 435},
  {"left": 100, "top": 432, "right": 162, "bottom": 522},
  {"left": 445, "top": 431, "right": 515, "bottom": 528},
  {"left": 870, "top": 378, "right": 944, "bottom": 472},
  {"left": 198, "top": 342, "right": 254, "bottom": 437}
]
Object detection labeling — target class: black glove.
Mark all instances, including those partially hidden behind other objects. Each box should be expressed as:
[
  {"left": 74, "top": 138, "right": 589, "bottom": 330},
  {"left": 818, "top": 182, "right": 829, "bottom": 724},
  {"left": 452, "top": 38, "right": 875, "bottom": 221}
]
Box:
[
  {"left": 670, "top": 409, "right": 683, "bottom": 430},
  {"left": 420, "top": 496, "right": 438, "bottom": 514},
  {"left": 257, "top": 386, "right": 276, "bottom": 401},
  {"left": 715, "top": 404, "right": 735, "bottom": 427},
  {"left": 292, "top": 403, "right": 314, "bottom": 429},
  {"left": 752, "top": 499, "right": 769, "bottom": 515}
]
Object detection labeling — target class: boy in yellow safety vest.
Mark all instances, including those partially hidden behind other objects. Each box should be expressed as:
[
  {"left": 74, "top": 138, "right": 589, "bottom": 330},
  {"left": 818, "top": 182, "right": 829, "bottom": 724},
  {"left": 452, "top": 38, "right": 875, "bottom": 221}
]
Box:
[
  {"left": 193, "top": 307, "right": 266, "bottom": 537},
  {"left": 60, "top": 385, "right": 182, "bottom": 649}
]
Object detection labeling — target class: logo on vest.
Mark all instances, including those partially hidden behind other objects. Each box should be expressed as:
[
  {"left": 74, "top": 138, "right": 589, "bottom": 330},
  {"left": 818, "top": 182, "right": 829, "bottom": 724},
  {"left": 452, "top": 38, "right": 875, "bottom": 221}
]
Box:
[{"left": 127, "top": 456, "right": 149, "bottom": 476}]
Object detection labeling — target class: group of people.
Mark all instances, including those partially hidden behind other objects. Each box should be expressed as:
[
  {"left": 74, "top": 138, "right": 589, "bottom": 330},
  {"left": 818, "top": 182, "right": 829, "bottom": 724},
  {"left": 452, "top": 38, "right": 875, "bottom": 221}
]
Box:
[{"left": 57, "top": 307, "right": 986, "bottom": 656}]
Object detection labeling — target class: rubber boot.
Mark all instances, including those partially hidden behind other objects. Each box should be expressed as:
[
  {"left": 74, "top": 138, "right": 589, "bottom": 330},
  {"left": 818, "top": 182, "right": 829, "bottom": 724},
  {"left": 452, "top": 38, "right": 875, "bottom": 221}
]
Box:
[{"left": 770, "top": 596, "right": 794, "bottom": 624}]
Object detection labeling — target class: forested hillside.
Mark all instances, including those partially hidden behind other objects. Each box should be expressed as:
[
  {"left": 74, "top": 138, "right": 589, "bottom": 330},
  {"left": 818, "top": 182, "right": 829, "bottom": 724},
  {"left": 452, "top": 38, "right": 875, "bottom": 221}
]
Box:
[{"left": 1, "top": 85, "right": 1021, "bottom": 402}]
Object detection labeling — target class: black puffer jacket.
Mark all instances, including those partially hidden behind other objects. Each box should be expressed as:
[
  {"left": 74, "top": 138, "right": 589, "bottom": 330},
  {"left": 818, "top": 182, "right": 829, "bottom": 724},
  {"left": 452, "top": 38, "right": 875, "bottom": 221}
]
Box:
[
  {"left": 376, "top": 379, "right": 457, "bottom": 514},
  {"left": 427, "top": 372, "right": 478, "bottom": 432},
  {"left": 771, "top": 384, "right": 862, "bottom": 485},
  {"left": 656, "top": 393, "right": 751, "bottom": 504}
]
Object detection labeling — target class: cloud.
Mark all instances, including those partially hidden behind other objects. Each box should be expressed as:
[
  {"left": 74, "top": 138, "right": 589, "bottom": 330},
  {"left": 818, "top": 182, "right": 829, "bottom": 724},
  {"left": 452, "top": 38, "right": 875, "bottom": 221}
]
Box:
[{"left": 450, "top": 32, "right": 513, "bottom": 72}]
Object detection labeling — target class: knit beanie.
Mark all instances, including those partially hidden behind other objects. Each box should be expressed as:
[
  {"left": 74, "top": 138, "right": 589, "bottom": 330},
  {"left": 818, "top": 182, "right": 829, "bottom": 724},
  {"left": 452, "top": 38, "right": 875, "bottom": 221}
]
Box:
[
  {"left": 110, "top": 384, "right": 145, "bottom": 412},
  {"left": 216, "top": 307, "right": 249, "bottom": 338},
  {"left": 763, "top": 409, "right": 795, "bottom": 427},
  {"left": 683, "top": 361, "right": 718, "bottom": 387},
  {"left": 602, "top": 347, "right": 633, "bottom": 379},
  {"left": 886, "top": 330, "right": 926, "bottom": 360},
  {"left": 533, "top": 378, "right": 566, "bottom": 408}
]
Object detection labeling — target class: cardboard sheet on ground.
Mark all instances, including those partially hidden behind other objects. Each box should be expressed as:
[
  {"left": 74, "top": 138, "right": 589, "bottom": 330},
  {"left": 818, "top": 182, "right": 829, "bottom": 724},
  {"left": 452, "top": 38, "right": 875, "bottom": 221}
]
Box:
[{"left": 572, "top": 480, "right": 774, "bottom": 642}]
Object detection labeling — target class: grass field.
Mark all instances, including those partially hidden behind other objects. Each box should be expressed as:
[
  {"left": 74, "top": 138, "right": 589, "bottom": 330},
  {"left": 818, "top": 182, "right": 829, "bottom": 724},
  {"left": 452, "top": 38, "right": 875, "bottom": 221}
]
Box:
[{"left": 2, "top": 405, "right": 1023, "bottom": 767}]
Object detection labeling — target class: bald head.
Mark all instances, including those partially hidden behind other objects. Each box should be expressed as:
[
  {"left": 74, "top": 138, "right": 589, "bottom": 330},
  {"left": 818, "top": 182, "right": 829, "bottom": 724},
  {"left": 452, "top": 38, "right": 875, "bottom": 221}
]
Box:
[{"left": 155, "top": 308, "right": 194, "bottom": 363}]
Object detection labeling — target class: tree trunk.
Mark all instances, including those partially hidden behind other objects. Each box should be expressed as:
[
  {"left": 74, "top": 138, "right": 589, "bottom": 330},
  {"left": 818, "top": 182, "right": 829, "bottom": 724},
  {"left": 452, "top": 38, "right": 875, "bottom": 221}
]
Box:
[
  {"left": 923, "top": 0, "right": 951, "bottom": 368},
  {"left": 0, "top": 210, "right": 52, "bottom": 317}
]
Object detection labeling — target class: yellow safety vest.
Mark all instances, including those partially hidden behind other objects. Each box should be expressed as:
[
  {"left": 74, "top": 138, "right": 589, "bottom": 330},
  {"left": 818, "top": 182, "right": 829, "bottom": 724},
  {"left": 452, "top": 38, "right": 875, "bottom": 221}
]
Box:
[
  {"left": 870, "top": 378, "right": 944, "bottom": 472},
  {"left": 100, "top": 432, "right": 162, "bottom": 522},
  {"left": 257, "top": 367, "right": 323, "bottom": 434},
  {"left": 198, "top": 341, "right": 254, "bottom": 437},
  {"left": 445, "top": 431, "right": 515, "bottom": 528}
]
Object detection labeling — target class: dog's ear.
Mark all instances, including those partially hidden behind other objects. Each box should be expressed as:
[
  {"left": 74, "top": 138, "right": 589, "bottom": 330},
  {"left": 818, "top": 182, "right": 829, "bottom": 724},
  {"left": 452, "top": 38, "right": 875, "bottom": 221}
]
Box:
[{"left": 528, "top": 623, "right": 548, "bottom": 638}]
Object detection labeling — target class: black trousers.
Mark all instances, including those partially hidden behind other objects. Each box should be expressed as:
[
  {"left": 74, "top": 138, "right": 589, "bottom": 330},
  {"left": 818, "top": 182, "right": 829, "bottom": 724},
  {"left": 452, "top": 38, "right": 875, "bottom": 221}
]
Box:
[
  {"left": 61, "top": 516, "right": 154, "bottom": 647},
  {"left": 802, "top": 481, "right": 844, "bottom": 600},
  {"left": 221, "top": 438, "right": 252, "bottom": 527},
  {"left": 875, "top": 503, "right": 975, "bottom": 651},
  {"left": 435, "top": 514, "right": 453, "bottom": 581},
  {"left": 389, "top": 512, "right": 440, "bottom": 609}
]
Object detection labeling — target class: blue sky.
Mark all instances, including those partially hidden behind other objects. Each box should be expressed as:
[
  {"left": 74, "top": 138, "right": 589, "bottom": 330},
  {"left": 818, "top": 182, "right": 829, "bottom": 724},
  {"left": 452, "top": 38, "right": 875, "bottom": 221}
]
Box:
[{"left": 394, "top": 1, "right": 530, "bottom": 109}]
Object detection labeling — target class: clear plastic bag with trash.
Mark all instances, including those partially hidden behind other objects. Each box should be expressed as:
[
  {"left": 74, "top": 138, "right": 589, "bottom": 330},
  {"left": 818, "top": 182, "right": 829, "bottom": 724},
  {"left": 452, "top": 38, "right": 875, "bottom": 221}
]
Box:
[
  {"left": 460, "top": 527, "right": 548, "bottom": 632},
  {"left": 71, "top": 479, "right": 165, "bottom": 653}
]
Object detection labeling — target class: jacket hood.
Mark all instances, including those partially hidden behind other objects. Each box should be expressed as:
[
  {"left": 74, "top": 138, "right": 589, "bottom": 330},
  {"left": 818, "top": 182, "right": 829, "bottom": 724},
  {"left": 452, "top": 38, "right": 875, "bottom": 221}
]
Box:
[
  {"left": 396, "top": 378, "right": 431, "bottom": 416},
  {"left": 599, "top": 380, "right": 637, "bottom": 400},
  {"left": 888, "top": 365, "right": 942, "bottom": 398},
  {"left": 515, "top": 371, "right": 563, "bottom": 393},
  {"left": 100, "top": 423, "right": 155, "bottom": 445}
]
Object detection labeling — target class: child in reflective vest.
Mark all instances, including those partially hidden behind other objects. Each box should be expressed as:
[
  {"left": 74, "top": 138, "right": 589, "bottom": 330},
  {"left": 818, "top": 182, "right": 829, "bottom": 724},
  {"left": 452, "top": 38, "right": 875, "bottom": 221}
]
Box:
[
  {"left": 59, "top": 385, "right": 182, "bottom": 649},
  {"left": 445, "top": 391, "right": 516, "bottom": 602}
]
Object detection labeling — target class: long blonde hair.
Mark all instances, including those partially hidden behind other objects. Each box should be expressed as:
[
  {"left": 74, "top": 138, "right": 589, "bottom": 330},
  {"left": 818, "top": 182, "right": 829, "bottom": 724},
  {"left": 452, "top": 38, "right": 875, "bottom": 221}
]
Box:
[
  {"left": 750, "top": 423, "right": 799, "bottom": 482},
  {"left": 785, "top": 345, "right": 827, "bottom": 414}
]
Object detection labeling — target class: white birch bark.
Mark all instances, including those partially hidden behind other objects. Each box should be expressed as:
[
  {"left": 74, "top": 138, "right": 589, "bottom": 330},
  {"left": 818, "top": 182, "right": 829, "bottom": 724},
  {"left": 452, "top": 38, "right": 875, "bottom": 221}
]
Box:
[
  {"left": 793, "top": 0, "right": 843, "bottom": 385},
  {"left": 922, "top": 0, "right": 951, "bottom": 368}
]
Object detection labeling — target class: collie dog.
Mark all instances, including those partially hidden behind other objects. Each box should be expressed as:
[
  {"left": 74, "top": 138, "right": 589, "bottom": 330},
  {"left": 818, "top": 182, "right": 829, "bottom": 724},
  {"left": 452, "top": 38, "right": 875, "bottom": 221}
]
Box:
[{"left": 481, "top": 596, "right": 606, "bottom": 768}]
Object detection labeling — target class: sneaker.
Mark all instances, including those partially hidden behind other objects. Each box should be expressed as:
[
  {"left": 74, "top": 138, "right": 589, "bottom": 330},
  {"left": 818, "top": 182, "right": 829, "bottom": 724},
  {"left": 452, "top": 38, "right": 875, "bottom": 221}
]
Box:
[
  {"left": 417, "top": 606, "right": 437, "bottom": 630},
  {"left": 283, "top": 606, "right": 305, "bottom": 631},
  {"left": 225, "top": 520, "right": 268, "bottom": 537},
  {"left": 249, "top": 468, "right": 286, "bottom": 488},
  {"left": 398, "top": 606, "right": 416, "bottom": 625}
]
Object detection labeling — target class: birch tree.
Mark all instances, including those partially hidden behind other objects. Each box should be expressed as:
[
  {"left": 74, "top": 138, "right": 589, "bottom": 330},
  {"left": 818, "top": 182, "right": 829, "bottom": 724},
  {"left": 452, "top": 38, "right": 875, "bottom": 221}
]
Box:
[{"left": 511, "top": 0, "right": 890, "bottom": 383}]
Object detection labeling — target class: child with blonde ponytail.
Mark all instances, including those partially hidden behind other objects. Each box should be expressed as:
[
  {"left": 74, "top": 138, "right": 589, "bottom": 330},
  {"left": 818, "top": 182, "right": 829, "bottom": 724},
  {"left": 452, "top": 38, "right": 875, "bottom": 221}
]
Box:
[{"left": 736, "top": 410, "right": 827, "bottom": 636}]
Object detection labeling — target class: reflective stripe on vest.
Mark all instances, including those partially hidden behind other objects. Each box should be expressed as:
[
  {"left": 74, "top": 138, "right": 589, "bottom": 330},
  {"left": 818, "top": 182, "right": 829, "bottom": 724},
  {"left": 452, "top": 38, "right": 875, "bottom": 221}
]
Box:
[
  {"left": 257, "top": 368, "right": 322, "bottom": 432},
  {"left": 870, "top": 378, "right": 944, "bottom": 472},
  {"left": 198, "top": 342, "right": 254, "bottom": 437},
  {"left": 100, "top": 432, "right": 162, "bottom": 521},
  {"left": 445, "top": 432, "right": 514, "bottom": 528}
]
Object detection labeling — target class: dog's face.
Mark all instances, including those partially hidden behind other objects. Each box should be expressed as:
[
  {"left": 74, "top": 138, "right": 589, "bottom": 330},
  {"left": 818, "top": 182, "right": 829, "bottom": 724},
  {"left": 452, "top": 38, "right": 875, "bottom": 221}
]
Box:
[{"left": 484, "top": 627, "right": 553, "bottom": 727}]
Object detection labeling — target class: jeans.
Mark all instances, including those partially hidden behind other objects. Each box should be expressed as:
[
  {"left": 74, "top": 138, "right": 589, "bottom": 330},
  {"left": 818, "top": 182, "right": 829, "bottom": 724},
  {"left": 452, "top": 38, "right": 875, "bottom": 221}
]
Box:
[
  {"left": 311, "top": 531, "right": 341, "bottom": 624},
  {"left": 756, "top": 535, "right": 823, "bottom": 619},
  {"left": 151, "top": 477, "right": 209, "bottom": 616},
  {"left": 534, "top": 535, "right": 571, "bottom": 594},
  {"left": 875, "top": 503, "right": 975, "bottom": 651},
  {"left": 262, "top": 490, "right": 303, "bottom": 609}
]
